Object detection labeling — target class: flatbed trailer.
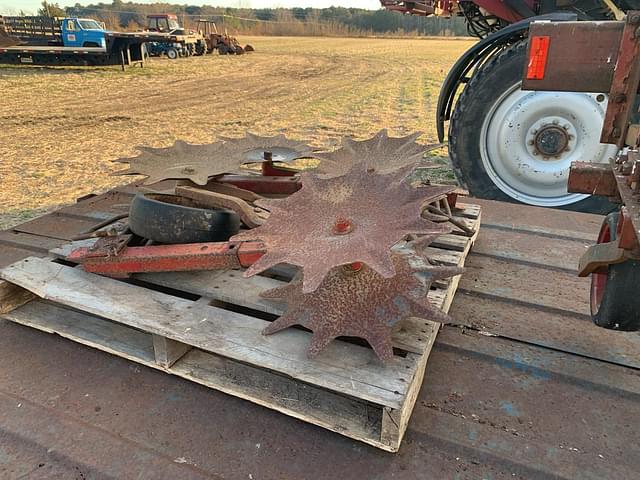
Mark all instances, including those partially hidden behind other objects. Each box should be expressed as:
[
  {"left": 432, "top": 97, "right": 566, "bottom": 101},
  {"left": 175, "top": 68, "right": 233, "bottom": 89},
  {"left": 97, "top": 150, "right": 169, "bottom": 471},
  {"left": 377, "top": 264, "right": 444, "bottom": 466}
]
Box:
[
  {"left": 0, "top": 186, "right": 638, "bottom": 477},
  {"left": 0, "top": 15, "right": 200, "bottom": 69}
]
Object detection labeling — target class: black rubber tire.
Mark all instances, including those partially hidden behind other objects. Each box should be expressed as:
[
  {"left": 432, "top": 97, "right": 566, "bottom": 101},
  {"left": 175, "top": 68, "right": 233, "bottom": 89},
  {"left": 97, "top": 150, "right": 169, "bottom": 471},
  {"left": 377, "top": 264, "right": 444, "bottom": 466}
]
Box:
[
  {"left": 128, "top": 193, "right": 240, "bottom": 244},
  {"left": 449, "top": 40, "right": 616, "bottom": 215},
  {"left": 591, "top": 212, "right": 640, "bottom": 331},
  {"left": 195, "top": 42, "right": 206, "bottom": 56},
  {"left": 166, "top": 48, "right": 179, "bottom": 60}
]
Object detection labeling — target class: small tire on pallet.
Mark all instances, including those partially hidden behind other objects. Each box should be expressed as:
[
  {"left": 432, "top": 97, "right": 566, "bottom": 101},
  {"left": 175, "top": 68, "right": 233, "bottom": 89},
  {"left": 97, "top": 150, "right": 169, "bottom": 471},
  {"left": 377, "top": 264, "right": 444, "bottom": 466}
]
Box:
[
  {"left": 449, "top": 40, "right": 618, "bottom": 214},
  {"left": 591, "top": 212, "right": 640, "bottom": 331},
  {"left": 128, "top": 193, "right": 240, "bottom": 244}
]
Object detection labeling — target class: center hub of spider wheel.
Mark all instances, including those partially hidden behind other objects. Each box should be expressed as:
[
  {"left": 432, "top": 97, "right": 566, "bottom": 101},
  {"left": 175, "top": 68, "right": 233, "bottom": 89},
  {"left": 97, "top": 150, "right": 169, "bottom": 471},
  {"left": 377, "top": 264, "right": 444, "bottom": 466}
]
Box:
[
  {"left": 534, "top": 124, "right": 569, "bottom": 158},
  {"left": 332, "top": 217, "right": 353, "bottom": 235}
]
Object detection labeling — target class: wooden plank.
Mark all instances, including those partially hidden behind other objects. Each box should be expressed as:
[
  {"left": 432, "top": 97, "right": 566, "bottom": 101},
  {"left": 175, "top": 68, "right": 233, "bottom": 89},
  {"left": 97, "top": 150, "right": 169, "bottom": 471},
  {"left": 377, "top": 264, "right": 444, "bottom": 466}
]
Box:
[
  {"left": 2, "top": 300, "right": 394, "bottom": 451},
  {"left": 0, "top": 244, "right": 49, "bottom": 270},
  {"left": 436, "top": 326, "right": 640, "bottom": 397},
  {"left": 0, "top": 257, "right": 414, "bottom": 409},
  {"left": 137, "top": 269, "right": 449, "bottom": 355},
  {"left": 153, "top": 334, "right": 192, "bottom": 368},
  {"left": 473, "top": 227, "right": 590, "bottom": 271},
  {"left": 4, "top": 300, "right": 155, "bottom": 364},
  {"left": 468, "top": 197, "right": 602, "bottom": 236},
  {"left": 0, "top": 280, "right": 35, "bottom": 314},
  {"left": 0, "top": 231, "right": 65, "bottom": 254},
  {"left": 449, "top": 291, "right": 640, "bottom": 369},
  {"left": 459, "top": 254, "right": 591, "bottom": 316},
  {"left": 12, "top": 213, "right": 112, "bottom": 241},
  {"left": 481, "top": 222, "right": 596, "bottom": 242},
  {"left": 453, "top": 203, "right": 481, "bottom": 220}
]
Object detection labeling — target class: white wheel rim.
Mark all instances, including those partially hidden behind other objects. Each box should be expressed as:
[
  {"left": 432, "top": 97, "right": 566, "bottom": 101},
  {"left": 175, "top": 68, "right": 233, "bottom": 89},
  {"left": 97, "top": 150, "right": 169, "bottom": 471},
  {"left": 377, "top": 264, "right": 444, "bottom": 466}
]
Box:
[{"left": 480, "top": 83, "right": 619, "bottom": 207}]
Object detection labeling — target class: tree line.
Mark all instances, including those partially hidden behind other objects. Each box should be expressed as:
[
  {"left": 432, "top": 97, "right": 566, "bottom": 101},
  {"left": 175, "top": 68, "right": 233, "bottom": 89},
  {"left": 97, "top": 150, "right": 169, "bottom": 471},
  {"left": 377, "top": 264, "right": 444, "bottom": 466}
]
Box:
[{"left": 31, "top": 1, "right": 469, "bottom": 37}]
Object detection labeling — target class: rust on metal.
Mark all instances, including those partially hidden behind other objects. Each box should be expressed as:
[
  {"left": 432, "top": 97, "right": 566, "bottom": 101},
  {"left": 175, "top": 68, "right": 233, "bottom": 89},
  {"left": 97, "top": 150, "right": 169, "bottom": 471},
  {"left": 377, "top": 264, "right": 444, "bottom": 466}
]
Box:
[
  {"left": 84, "top": 234, "right": 132, "bottom": 258},
  {"left": 314, "top": 129, "right": 443, "bottom": 177},
  {"left": 601, "top": 16, "right": 640, "bottom": 146},
  {"left": 232, "top": 164, "right": 454, "bottom": 293},
  {"left": 215, "top": 174, "right": 302, "bottom": 195},
  {"left": 114, "top": 140, "right": 229, "bottom": 185},
  {"left": 114, "top": 133, "right": 313, "bottom": 186},
  {"left": 68, "top": 241, "right": 266, "bottom": 275},
  {"left": 217, "top": 132, "right": 314, "bottom": 164},
  {"left": 567, "top": 161, "right": 620, "bottom": 198},
  {"left": 523, "top": 20, "right": 624, "bottom": 93},
  {"left": 175, "top": 186, "right": 268, "bottom": 228},
  {"left": 261, "top": 247, "right": 463, "bottom": 363},
  {"left": 613, "top": 155, "right": 640, "bottom": 251}
]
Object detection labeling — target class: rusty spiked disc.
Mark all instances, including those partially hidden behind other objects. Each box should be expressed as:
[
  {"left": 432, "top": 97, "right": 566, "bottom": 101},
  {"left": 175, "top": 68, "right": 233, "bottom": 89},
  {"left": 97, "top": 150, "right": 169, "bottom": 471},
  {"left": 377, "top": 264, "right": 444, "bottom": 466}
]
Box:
[
  {"left": 260, "top": 249, "right": 464, "bottom": 363},
  {"left": 218, "top": 132, "right": 315, "bottom": 163},
  {"left": 113, "top": 140, "right": 228, "bottom": 185},
  {"left": 113, "top": 132, "right": 313, "bottom": 185},
  {"left": 231, "top": 163, "right": 455, "bottom": 293},
  {"left": 315, "top": 129, "right": 444, "bottom": 177}
]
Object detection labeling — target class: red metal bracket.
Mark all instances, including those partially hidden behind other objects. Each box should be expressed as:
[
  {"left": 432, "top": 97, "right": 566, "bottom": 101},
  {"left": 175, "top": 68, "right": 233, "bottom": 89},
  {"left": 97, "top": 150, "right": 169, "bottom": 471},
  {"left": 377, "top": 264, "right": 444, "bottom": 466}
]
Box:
[
  {"left": 567, "top": 161, "right": 620, "bottom": 199},
  {"left": 601, "top": 13, "right": 640, "bottom": 146},
  {"left": 68, "top": 240, "right": 266, "bottom": 276}
]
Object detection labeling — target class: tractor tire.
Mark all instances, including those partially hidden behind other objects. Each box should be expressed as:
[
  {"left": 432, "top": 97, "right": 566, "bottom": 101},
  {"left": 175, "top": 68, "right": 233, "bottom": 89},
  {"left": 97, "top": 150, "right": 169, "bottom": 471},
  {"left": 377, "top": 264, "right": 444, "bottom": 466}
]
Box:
[
  {"left": 166, "top": 48, "right": 179, "bottom": 60},
  {"left": 244, "top": 44, "right": 254, "bottom": 52},
  {"left": 449, "top": 41, "right": 618, "bottom": 214},
  {"left": 128, "top": 193, "right": 240, "bottom": 244},
  {"left": 590, "top": 212, "right": 640, "bottom": 330}
]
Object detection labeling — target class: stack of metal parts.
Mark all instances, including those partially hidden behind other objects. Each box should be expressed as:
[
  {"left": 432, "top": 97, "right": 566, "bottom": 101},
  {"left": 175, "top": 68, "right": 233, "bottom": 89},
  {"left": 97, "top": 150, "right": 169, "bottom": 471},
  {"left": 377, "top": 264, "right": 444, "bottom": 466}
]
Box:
[{"left": 114, "top": 130, "right": 463, "bottom": 362}]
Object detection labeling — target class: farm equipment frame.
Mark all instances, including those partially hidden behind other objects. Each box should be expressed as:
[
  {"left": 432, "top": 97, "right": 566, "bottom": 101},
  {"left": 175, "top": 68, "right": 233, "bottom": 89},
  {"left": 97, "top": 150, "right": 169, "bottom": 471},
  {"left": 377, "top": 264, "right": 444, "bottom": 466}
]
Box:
[{"left": 523, "top": 15, "right": 640, "bottom": 329}]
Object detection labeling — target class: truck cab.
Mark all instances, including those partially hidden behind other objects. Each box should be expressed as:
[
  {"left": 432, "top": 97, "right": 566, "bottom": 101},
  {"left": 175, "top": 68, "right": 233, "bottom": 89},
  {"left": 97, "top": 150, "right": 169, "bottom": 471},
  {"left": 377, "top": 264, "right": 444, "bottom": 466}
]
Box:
[
  {"left": 60, "top": 18, "right": 107, "bottom": 49},
  {"left": 147, "top": 14, "right": 181, "bottom": 34}
]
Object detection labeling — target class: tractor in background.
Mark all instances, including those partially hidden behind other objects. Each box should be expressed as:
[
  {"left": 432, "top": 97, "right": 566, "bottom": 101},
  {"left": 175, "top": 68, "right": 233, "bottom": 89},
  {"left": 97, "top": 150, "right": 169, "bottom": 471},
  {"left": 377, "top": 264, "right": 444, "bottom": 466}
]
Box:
[
  {"left": 381, "top": 0, "right": 640, "bottom": 213},
  {"left": 145, "top": 14, "right": 206, "bottom": 58},
  {"left": 197, "top": 20, "right": 254, "bottom": 55}
]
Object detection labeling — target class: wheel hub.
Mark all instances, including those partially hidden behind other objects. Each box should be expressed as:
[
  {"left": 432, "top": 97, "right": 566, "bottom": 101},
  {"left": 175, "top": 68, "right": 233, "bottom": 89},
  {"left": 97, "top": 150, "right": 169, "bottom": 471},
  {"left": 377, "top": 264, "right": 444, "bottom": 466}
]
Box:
[{"left": 533, "top": 124, "right": 570, "bottom": 158}]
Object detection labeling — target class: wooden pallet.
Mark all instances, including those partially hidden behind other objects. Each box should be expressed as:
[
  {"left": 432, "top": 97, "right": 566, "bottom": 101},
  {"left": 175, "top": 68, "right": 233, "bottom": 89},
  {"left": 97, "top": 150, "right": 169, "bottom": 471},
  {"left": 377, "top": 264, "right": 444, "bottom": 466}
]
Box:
[{"left": 0, "top": 203, "right": 480, "bottom": 452}]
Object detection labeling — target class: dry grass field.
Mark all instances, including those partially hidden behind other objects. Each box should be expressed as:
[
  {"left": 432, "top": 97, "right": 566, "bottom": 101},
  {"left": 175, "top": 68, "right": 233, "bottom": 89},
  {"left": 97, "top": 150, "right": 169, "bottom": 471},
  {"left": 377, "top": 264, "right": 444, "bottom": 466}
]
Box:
[{"left": 0, "top": 36, "right": 474, "bottom": 229}]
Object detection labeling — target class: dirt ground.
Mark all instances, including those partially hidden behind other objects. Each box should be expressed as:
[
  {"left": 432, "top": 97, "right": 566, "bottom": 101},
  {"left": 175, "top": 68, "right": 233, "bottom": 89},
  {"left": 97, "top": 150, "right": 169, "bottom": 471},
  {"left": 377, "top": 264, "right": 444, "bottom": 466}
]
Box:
[{"left": 0, "top": 36, "right": 474, "bottom": 229}]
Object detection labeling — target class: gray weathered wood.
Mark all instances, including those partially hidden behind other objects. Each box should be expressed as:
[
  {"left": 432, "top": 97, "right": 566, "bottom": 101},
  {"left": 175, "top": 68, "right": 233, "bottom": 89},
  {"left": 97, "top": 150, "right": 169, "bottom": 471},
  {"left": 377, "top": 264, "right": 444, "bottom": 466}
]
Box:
[
  {"left": 153, "top": 334, "right": 192, "bottom": 368},
  {"left": 0, "top": 257, "right": 415, "bottom": 409}
]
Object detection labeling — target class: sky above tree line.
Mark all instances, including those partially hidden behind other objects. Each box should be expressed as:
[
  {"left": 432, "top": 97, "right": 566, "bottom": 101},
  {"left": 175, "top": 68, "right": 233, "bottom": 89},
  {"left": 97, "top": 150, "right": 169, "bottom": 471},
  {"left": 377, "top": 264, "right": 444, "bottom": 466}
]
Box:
[{"left": 0, "top": 1, "right": 383, "bottom": 15}]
